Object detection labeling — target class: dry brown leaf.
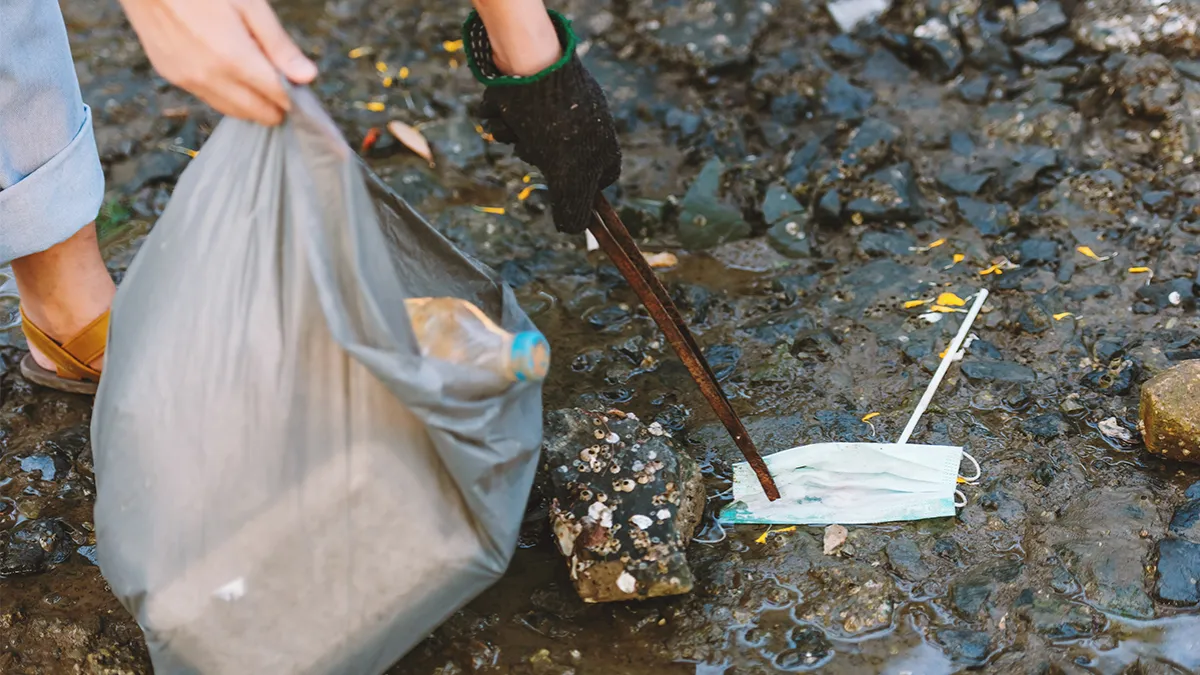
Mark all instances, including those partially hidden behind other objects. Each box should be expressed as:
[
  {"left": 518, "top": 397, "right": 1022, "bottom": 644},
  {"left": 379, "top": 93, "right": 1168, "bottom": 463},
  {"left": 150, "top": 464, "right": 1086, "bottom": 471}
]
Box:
[{"left": 387, "top": 120, "right": 435, "bottom": 166}]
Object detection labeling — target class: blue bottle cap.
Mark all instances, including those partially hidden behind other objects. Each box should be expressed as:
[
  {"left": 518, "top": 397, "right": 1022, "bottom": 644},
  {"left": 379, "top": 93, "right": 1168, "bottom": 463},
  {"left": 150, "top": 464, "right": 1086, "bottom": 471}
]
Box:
[{"left": 510, "top": 331, "right": 550, "bottom": 382}]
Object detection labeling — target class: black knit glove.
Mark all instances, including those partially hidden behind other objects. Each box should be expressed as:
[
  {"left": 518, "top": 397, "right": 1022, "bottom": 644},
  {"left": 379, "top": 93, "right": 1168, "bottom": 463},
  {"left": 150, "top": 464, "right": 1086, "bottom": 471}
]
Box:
[{"left": 462, "top": 10, "right": 621, "bottom": 235}]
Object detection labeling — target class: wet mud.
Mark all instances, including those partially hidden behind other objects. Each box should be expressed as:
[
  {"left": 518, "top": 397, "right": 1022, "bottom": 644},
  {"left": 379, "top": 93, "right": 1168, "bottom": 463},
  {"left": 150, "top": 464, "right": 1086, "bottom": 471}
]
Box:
[{"left": 1, "top": 0, "right": 1199, "bottom": 672}]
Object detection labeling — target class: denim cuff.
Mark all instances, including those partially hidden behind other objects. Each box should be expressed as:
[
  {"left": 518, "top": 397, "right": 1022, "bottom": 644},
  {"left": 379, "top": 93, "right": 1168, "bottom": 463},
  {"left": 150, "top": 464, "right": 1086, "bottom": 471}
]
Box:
[{"left": 0, "top": 104, "right": 106, "bottom": 265}]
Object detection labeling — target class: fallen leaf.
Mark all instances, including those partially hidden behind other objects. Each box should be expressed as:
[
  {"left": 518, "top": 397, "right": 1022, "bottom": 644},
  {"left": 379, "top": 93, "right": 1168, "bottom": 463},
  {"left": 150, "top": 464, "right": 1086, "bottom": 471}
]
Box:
[
  {"left": 861, "top": 412, "right": 881, "bottom": 422},
  {"left": 1128, "top": 266, "right": 1152, "bottom": 273},
  {"left": 928, "top": 238, "right": 946, "bottom": 248},
  {"left": 360, "top": 127, "right": 381, "bottom": 153},
  {"left": 386, "top": 120, "right": 434, "bottom": 165},
  {"left": 930, "top": 304, "right": 962, "bottom": 313},
  {"left": 936, "top": 292, "right": 967, "bottom": 307},
  {"left": 979, "top": 263, "right": 1004, "bottom": 276},
  {"left": 904, "top": 299, "right": 930, "bottom": 309},
  {"left": 823, "top": 524, "right": 848, "bottom": 554},
  {"left": 1053, "top": 312, "right": 1074, "bottom": 320},
  {"left": 473, "top": 206, "right": 506, "bottom": 215},
  {"left": 1077, "top": 245, "right": 1100, "bottom": 260},
  {"left": 348, "top": 46, "right": 371, "bottom": 59},
  {"left": 643, "top": 251, "right": 679, "bottom": 269},
  {"left": 952, "top": 253, "right": 965, "bottom": 264}
]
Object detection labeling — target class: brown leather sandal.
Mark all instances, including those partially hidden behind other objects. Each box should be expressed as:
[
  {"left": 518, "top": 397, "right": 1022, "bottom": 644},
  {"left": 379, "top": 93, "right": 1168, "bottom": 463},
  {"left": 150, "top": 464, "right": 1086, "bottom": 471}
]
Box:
[{"left": 18, "top": 305, "right": 109, "bottom": 395}]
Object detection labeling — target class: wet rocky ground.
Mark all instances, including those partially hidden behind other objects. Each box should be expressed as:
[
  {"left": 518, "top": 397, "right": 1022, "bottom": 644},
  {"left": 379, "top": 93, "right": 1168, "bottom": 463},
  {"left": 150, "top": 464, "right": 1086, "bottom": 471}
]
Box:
[{"left": 1, "top": 0, "right": 1200, "bottom": 672}]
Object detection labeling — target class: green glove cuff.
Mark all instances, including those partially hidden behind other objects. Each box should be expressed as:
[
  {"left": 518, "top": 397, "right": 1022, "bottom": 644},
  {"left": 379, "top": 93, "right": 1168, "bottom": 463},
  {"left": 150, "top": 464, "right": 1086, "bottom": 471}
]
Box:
[{"left": 462, "top": 9, "right": 579, "bottom": 87}]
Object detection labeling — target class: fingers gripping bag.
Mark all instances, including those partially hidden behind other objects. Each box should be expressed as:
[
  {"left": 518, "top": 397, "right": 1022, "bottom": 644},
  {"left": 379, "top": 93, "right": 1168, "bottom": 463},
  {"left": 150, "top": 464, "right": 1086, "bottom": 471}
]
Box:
[{"left": 91, "top": 86, "right": 544, "bottom": 675}]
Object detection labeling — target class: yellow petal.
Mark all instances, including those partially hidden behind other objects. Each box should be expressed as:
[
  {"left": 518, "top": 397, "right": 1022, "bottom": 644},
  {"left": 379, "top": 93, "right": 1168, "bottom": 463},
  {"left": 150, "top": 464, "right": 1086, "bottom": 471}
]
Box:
[
  {"left": 1077, "top": 245, "right": 1100, "bottom": 260},
  {"left": 979, "top": 263, "right": 1002, "bottom": 276},
  {"left": 643, "top": 251, "right": 679, "bottom": 269},
  {"left": 862, "top": 412, "right": 881, "bottom": 422},
  {"left": 1053, "top": 312, "right": 1074, "bottom": 320},
  {"left": 399, "top": 66, "right": 410, "bottom": 79},
  {"left": 382, "top": 76, "right": 394, "bottom": 88},
  {"left": 386, "top": 120, "right": 434, "bottom": 165},
  {"left": 904, "top": 299, "right": 930, "bottom": 309},
  {"left": 449, "top": 58, "right": 459, "bottom": 70},
  {"left": 930, "top": 305, "right": 961, "bottom": 313},
  {"left": 755, "top": 526, "right": 797, "bottom": 544},
  {"left": 928, "top": 238, "right": 946, "bottom": 248},
  {"left": 522, "top": 174, "right": 532, "bottom": 184},
  {"left": 443, "top": 39, "right": 463, "bottom": 52},
  {"left": 365, "top": 101, "right": 386, "bottom": 112},
  {"left": 953, "top": 253, "right": 965, "bottom": 264},
  {"left": 518, "top": 185, "right": 546, "bottom": 201},
  {"left": 375, "top": 61, "right": 388, "bottom": 73},
  {"left": 936, "top": 292, "right": 967, "bottom": 307},
  {"left": 1128, "top": 266, "right": 1151, "bottom": 273},
  {"left": 348, "top": 47, "right": 370, "bottom": 59},
  {"left": 474, "top": 206, "right": 506, "bottom": 215}
]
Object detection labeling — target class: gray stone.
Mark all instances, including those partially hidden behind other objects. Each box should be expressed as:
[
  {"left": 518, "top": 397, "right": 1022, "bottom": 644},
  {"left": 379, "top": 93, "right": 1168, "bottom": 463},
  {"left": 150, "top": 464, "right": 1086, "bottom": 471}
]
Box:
[
  {"left": 935, "top": 629, "right": 990, "bottom": 664},
  {"left": 885, "top": 538, "right": 930, "bottom": 580},
  {"left": 1020, "top": 593, "right": 1106, "bottom": 640},
  {"left": 1155, "top": 538, "right": 1200, "bottom": 605},
  {"left": 541, "top": 408, "right": 705, "bottom": 603},
  {"left": 962, "top": 359, "right": 1037, "bottom": 384},
  {"left": 1139, "top": 360, "right": 1200, "bottom": 464},
  {"left": 677, "top": 158, "right": 751, "bottom": 250},
  {"left": 1013, "top": 1, "right": 1069, "bottom": 40}
]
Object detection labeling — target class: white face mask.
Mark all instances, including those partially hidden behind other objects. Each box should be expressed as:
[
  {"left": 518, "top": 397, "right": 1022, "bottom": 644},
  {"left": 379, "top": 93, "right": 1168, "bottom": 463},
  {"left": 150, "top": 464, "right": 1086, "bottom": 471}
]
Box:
[{"left": 720, "top": 442, "right": 976, "bottom": 526}]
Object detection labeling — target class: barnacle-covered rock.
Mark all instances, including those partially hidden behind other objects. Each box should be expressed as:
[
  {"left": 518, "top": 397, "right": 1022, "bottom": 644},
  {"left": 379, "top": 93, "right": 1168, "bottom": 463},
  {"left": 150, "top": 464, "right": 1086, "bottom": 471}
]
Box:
[{"left": 541, "top": 408, "right": 705, "bottom": 603}]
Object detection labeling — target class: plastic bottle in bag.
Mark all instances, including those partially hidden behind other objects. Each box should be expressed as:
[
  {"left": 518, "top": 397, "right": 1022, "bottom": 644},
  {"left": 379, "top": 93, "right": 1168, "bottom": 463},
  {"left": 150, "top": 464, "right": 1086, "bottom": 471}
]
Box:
[{"left": 404, "top": 297, "right": 550, "bottom": 382}]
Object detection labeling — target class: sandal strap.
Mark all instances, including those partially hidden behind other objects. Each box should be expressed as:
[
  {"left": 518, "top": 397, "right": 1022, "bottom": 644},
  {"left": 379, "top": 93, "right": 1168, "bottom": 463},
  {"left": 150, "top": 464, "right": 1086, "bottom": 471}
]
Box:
[{"left": 19, "top": 306, "right": 106, "bottom": 382}]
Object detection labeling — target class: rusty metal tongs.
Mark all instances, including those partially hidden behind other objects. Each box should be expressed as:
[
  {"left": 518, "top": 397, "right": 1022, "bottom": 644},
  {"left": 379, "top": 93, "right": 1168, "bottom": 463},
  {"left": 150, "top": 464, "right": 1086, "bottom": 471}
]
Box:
[{"left": 589, "top": 195, "right": 780, "bottom": 501}]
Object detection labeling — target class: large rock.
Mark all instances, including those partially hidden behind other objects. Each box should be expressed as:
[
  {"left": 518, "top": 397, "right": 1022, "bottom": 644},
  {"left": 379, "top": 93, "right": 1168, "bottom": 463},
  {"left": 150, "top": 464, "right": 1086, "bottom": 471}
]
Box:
[
  {"left": 1139, "top": 360, "right": 1200, "bottom": 463},
  {"left": 541, "top": 408, "right": 705, "bottom": 603}
]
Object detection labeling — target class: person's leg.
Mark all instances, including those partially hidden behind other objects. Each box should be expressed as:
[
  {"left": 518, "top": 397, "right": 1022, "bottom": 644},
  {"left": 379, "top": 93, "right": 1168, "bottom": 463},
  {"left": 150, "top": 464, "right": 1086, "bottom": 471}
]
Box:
[{"left": 1, "top": 0, "right": 113, "bottom": 375}]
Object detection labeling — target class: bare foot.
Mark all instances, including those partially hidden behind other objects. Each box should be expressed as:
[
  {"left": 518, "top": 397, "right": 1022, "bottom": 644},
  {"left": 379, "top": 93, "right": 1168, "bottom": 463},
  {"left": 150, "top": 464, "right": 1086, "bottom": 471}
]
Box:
[{"left": 10, "top": 223, "right": 116, "bottom": 373}]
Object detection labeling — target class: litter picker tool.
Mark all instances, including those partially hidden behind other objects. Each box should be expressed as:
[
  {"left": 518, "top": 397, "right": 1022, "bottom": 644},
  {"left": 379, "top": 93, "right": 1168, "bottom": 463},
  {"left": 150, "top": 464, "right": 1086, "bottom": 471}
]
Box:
[
  {"left": 719, "top": 289, "right": 989, "bottom": 525},
  {"left": 589, "top": 195, "right": 780, "bottom": 501}
]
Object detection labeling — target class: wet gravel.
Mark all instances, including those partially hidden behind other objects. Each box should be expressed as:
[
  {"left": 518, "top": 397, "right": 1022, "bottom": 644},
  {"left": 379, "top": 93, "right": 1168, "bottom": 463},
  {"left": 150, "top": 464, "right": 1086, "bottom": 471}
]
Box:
[{"left": 0, "top": 0, "right": 1199, "bottom": 672}]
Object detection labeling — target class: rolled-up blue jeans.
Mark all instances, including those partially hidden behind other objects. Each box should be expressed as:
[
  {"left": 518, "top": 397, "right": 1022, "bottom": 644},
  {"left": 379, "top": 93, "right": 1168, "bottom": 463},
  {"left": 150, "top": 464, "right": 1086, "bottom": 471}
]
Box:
[{"left": 0, "top": 0, "right": 105, "bottom": 266}]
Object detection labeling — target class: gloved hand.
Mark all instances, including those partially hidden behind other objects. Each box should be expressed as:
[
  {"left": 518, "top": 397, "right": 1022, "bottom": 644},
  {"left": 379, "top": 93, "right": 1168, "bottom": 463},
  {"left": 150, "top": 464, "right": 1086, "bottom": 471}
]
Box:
[{"left": 462, "top": 10, "right": 622, "bottom": 235}]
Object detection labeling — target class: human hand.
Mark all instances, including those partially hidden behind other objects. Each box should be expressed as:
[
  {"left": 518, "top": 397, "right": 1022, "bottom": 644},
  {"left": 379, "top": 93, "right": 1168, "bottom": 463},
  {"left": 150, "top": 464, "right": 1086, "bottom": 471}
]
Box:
[
  {"left": 463, "top": 10, "right": 622, "bottom": 235},
  {"left": 119, "top": 0, "right": 317, "bottom": 125}
]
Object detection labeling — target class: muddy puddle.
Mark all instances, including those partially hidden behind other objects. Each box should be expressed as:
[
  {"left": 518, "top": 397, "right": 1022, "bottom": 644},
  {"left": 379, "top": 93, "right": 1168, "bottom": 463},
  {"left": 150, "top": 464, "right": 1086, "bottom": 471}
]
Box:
[{"left": 2, "top": 0, "right": 1199, "bottom": 672}]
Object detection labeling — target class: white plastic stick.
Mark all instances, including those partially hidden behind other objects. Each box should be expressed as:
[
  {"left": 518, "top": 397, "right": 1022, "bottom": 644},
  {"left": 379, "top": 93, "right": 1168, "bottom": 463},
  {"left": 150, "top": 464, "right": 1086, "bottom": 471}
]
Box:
[{"left": 897, "top": 289, "right": 989, "bottom": 445}]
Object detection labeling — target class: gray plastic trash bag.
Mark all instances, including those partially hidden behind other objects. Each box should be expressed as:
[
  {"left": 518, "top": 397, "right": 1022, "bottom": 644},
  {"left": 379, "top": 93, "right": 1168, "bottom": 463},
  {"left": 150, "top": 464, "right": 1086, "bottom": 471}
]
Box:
[{"left": 91, "top": 86, "right": 543, "bottom": 674}]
